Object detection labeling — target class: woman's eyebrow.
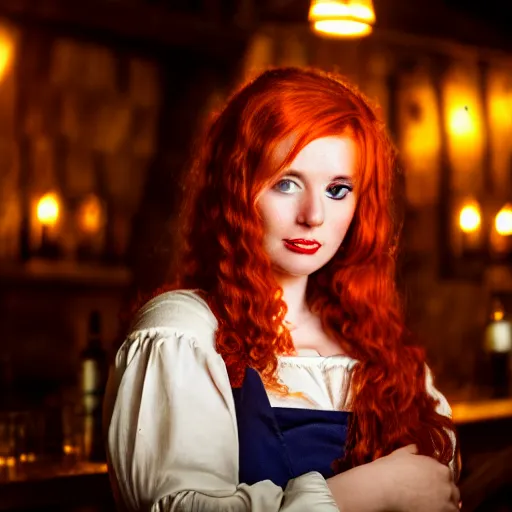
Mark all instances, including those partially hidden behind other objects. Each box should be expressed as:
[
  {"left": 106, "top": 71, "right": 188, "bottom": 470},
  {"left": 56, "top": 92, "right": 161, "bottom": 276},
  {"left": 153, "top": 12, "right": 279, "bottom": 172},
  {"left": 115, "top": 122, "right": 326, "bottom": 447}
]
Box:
[{"left": 283, "top": 170, "right": 354, "bottom": 181}]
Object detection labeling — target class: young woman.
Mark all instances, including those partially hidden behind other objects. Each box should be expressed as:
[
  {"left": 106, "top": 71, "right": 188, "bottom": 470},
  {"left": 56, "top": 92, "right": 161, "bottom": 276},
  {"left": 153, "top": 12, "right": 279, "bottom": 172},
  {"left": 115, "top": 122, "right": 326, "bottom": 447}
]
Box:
[{"left": 104, "top": 67, "right": 460, "bottom": 511}]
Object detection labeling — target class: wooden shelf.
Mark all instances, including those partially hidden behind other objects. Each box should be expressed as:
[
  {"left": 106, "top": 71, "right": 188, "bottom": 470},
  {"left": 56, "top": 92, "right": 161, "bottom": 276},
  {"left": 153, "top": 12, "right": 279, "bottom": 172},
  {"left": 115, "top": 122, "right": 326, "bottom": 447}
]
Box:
[
  {"left": 0, "top": 460, "right": 107, "bottom": 485},
  {"left": 0, "top": 462, "right": 112, "bottom": 511},
  {"left": 0, "top": 259, "right": 133, "bottom": 288},
  {"left": 451, "top": 397, "right": 512, "bottom": 424}
]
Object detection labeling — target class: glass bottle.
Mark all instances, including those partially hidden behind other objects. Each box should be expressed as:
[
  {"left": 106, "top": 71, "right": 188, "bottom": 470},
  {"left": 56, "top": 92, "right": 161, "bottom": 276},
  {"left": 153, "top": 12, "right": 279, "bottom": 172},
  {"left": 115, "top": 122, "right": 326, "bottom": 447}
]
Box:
[
  {"left": 79, "top": 310, "right": 108, "bottom": 461},
  {"left": 483, "top": 298, "right": 512, "bottom": 398}
]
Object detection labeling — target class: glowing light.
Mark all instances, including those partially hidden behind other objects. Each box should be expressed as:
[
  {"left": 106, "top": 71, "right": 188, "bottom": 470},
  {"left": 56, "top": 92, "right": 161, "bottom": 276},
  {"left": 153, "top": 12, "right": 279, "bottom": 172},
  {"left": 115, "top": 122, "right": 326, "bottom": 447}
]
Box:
[
  {"left": 77, "top": 194, "right": 104, "bottom": 234},
  {"left": 313, "top": 20, "right": 372, "bottom": 37},
  {"left": 309, "top": 0, "right": 375, "bottom": 38},
  {"left": 449, "top": 106, "right": 475, "bottom": 137},
  {"left": 0, "top": 31, "right": 14, "bottom": 81},
  {"left": 459, "top": 204, "right": 481, "bottom": 233},
  {"left": 495, "top": 205, "right": 512, "bottom": 236},
  {"left": 309, "top": 0, "right": 375, "bottom": 21},
  {"left": 493, "top": 310, "right": 505, "bottom": 322},
  {"left": 63, "top": 444, "right": 76, "bottom": 455},
  {"left": 486, "top": 300, "right": 512, "bottom": 353},
  {"left": 37, "top": 192, "right": 60, "bottom": 227}
]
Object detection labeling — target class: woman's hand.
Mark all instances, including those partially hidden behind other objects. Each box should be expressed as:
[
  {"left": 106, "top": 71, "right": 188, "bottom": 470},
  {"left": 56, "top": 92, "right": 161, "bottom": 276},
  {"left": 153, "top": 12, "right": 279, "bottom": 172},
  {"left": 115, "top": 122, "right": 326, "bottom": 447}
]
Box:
[
  {"left": 376, "top": 444, "right": 460, "bottom": 511},
  {"left": 326, "top": 444, "right": 460, "bottom": 512}
]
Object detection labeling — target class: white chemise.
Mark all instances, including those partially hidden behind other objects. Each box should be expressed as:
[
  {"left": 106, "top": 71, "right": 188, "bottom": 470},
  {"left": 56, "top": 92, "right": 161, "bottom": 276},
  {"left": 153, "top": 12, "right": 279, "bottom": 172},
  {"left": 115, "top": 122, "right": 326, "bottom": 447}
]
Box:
[{"left": 103, "top": 289, "right": 456, "bottom": 512}]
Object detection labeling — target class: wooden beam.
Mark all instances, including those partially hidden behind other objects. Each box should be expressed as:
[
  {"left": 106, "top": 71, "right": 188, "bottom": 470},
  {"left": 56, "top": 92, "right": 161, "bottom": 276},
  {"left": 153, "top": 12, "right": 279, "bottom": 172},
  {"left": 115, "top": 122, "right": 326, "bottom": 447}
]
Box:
[{"left": 0, "top": 0, "right": 250, "bottom": 61}]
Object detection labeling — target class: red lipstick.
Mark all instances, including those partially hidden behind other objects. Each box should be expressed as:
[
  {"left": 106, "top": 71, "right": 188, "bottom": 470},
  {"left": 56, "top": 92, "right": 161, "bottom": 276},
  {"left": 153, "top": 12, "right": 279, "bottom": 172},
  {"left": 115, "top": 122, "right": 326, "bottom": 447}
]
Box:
[{"left": 283, "top": 239, "right": 321, "bottom": 255}]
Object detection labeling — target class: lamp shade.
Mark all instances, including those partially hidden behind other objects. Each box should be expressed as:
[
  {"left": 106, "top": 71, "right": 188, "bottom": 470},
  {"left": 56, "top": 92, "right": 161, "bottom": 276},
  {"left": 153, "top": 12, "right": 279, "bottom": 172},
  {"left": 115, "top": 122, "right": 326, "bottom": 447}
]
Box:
[{"left": 309, "top": 0, "right": 376, "bottom": 38}]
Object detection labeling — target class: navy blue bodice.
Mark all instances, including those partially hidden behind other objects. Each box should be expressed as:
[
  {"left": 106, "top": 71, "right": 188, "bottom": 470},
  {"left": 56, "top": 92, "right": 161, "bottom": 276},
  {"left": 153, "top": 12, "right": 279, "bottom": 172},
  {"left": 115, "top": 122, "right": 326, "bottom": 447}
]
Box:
[{"left": 232, "top": 368, "right": 351, "bottom": 489}]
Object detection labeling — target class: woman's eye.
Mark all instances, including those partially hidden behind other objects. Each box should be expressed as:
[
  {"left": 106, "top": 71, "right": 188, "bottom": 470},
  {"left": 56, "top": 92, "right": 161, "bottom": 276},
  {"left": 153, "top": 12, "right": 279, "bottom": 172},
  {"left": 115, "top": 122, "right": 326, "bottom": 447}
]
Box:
[
  {"left": 327, "top": 183, "right": 352, "bottom": 200},
  {"left": 274, "top": 179, "right": 300, "bottom": 194}
]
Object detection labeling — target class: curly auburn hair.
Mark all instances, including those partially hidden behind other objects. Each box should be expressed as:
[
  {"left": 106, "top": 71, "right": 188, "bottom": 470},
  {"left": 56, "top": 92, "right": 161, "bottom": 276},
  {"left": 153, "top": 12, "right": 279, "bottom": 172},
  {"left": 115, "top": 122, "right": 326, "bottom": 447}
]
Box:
[{"left": 166, "top": 67, "right": 456, "bottom": 471}]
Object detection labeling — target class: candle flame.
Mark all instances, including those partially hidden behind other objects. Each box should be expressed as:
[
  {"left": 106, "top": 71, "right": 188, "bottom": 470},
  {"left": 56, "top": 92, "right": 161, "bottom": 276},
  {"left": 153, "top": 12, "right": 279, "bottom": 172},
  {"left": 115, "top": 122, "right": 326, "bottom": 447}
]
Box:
[
  {"left": 459, "top": 204, "right": 481, "bottom": 233},
  {"left": 77, "top": 194, "right": 104, "bottom": 234},
  {"left": 495, "top": 205, "right": 512, "bottom": 236},
  {"left": 37, "top": 192, "right": 60, "bottom": 227}
]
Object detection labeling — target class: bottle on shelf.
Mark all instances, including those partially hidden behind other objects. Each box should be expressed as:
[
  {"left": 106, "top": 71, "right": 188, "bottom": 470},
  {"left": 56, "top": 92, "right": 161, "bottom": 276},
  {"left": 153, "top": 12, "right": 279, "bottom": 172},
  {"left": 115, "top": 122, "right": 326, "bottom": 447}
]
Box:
[
  {"left": 79, "top": 310, "right": 108, "bottom": 461},
  {"left": 483, "top": 298, "right": 512, "bottom": 398}
]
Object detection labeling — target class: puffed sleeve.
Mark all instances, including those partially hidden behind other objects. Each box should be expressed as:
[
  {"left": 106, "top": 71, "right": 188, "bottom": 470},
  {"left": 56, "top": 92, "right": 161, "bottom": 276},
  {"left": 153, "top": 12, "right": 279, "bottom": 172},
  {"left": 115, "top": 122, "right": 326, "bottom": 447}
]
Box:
[
  {"left": 425, "top": 365, "right": 460, "bottom": 479},
  {"left": 103, "top": 291, "right": 339, "bottom": 512}
]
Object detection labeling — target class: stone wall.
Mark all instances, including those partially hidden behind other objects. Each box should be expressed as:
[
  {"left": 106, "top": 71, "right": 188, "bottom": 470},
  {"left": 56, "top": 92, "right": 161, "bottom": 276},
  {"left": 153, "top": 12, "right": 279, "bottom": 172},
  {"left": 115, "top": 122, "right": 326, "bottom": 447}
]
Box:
[
  {"left": 0, "top": 14, "right": 246, "bottom": 404},
  {"left": 0, "top": 21, "right": 162, "bottom": 400}
]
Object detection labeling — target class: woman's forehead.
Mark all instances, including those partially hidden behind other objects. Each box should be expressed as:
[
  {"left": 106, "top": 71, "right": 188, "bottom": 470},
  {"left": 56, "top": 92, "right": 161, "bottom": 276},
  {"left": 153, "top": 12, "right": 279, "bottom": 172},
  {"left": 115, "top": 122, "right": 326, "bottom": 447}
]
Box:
[{"left": 274, "top": 135, "right": 357, "bottom": 171}]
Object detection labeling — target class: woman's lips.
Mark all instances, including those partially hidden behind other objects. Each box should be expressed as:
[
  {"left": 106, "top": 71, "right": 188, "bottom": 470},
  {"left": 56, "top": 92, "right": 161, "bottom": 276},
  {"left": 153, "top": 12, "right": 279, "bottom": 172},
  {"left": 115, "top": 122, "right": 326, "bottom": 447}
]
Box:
[{"left": 283, "top": 239, "right": 321, "bottom": 255}]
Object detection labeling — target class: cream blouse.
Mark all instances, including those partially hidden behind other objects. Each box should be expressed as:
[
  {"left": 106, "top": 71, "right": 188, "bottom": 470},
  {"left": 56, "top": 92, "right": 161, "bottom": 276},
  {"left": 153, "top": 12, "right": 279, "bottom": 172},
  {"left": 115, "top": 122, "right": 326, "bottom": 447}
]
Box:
[{"left": 103, "top": 289, "right": 455, "bottom": 512}]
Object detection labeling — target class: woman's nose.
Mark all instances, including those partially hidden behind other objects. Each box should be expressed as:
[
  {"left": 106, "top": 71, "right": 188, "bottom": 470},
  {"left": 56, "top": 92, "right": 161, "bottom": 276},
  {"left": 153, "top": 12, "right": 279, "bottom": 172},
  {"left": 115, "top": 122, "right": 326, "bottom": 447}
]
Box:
[{"left": 296, "top": 192, "right": 324, "bottom": 227}]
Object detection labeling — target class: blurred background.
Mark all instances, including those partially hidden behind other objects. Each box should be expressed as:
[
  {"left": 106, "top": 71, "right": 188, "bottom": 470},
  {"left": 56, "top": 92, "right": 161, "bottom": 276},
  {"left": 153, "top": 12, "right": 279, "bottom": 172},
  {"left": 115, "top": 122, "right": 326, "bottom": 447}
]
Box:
[{"left": 0, "top": 0, "right": 511, "bottom": 510}]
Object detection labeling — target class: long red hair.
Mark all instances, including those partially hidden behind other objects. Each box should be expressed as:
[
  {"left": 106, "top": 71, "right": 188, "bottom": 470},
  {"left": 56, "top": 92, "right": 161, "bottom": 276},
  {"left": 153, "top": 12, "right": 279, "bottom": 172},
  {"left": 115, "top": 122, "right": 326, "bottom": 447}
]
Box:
[{"left": 168, "top": 67, "right": 456, "bottom": 470}]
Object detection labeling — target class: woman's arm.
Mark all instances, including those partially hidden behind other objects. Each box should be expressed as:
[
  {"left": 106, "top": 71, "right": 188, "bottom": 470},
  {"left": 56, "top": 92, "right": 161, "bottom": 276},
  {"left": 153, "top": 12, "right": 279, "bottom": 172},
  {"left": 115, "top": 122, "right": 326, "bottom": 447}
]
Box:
[
  {"left": 326, "top": 445, "right": 460, "bottom": 512},
  {"left": 326, "top": 464, "right": 386, "bottom": 512},
  {"left": 323, "top": 363, "right": 461, "bottom": 512}
]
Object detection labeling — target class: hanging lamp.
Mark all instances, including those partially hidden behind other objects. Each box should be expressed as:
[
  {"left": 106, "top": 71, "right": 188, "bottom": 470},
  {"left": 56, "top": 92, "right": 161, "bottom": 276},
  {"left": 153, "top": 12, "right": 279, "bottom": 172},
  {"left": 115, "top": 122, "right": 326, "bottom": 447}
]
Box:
[{"left": 309, "top": 0, "right": 376, "bottom": 38}]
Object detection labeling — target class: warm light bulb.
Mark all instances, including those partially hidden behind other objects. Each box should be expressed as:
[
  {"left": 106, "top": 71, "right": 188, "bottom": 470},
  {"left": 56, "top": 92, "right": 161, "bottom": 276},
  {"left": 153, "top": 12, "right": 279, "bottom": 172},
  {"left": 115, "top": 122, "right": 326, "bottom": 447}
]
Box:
[
  {"left": 37, "top": 192, "right": 60, "bottom": 227},
  {"left": 495, "top": 205, "right": 512, "bottom": 236},
  {"left": 309, "top": 0, "right": 375, "bottom": 38},
  {"left": 493, "top": 310, "right": 505, "bottom": 322},
  {"left": 459, "top": 204, "right": 481, "bottom": 233},
  {"left": 309, "top": 1, "right": 375, "bottom": 21},
  {"left": 0, "top": 32, "right": 14, "bottom": 81},
  {"left": 449, "top": 106, "right": 475, "bottom": 137},
  {"left": 63, "top": 444, "right": 75, "bottom": 455},
  {"left": 77, "top": 194, "right": 104, "bottom": 234},
  {"left": 313, "top": 20, "right": 372, "bottom": 37}
]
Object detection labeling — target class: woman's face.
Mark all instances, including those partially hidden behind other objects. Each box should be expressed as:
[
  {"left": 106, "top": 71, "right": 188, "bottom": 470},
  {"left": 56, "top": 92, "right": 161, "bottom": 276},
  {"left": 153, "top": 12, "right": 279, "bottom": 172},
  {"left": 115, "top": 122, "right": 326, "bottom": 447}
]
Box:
[{"left": 257, "top": 135, "right": 357, "bottom": 278}]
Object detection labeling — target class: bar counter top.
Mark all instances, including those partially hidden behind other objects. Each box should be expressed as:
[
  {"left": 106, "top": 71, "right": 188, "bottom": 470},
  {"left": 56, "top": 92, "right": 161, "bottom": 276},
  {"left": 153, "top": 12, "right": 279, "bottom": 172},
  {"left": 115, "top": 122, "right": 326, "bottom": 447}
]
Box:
[
  {"left": 0, "top": 461, "right": 111, "bottom": 511},
  {"left": 451, "top": 397, "right": 512, "bottom": 424},
  {"left": 0, "top": 396, "right": 511, "bottom": 510}
]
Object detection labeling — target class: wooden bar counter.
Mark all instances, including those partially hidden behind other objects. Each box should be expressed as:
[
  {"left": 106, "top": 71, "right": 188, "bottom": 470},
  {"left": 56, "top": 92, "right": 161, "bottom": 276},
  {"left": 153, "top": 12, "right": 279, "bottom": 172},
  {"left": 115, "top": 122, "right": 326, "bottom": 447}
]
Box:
[
  {"left": 1, "top": 397, "right": 511, "bottom": 511},
  {"left": 0, "top": 461, "right": 112, "bottom": 511}
]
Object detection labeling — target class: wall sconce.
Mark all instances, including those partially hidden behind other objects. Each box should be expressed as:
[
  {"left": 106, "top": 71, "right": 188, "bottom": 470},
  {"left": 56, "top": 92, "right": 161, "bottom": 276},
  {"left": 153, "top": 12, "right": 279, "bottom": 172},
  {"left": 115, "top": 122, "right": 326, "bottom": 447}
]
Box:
[
  {"left": 449, "top": 105, "right": 476, "bottom": 138},
  {"left": 495, "top": 204, "right": 512, "bottom": 236},
  {"left": 452, "top": 197, "right": 512, "bottom": 277},
  {"left": 442, "top": 67, "right": 511, "bottom": 279},
  {"left": 490, "top": 203, "right": 512, "bottom": 260},
  {"left": 308, "top": 0, "right": 376, "bottom": 39},
  {"left": 37, "top": 193, "right": 59, "bottom": 227},
  {"left": 36, "top": 191, "right": 62, "bottom": 258},
  {"left": 457, "top": 199, "right": 483, "bottom": 254},
  {"left": 75, "top": 194, "right": 106, "bottom": 261},
  {"left": 77, "top": 194, "right": 103, "bottom": 234}
]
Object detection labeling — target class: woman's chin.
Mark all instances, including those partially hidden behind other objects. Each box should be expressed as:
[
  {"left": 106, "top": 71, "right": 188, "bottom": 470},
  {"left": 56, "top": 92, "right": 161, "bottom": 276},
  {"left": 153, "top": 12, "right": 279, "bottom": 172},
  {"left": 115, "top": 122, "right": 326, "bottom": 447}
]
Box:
[{"left": 272, "top": 263, "right": 325, "bottom": 278}]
